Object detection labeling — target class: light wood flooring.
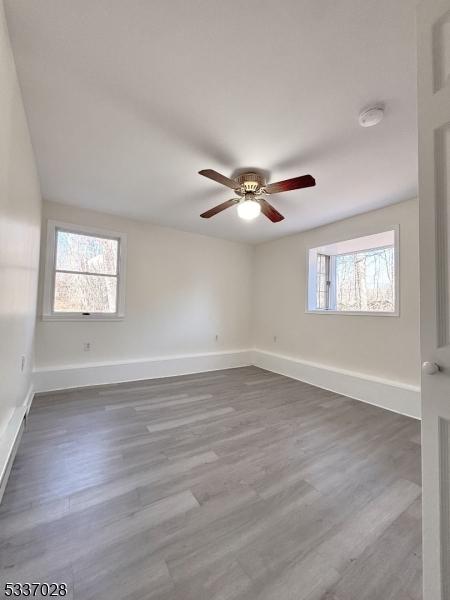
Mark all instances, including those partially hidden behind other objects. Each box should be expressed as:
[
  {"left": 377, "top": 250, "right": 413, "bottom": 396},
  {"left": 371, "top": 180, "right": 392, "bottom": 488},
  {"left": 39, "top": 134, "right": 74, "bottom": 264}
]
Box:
[{"left": 0, "top": 366, "right": 422, "bottom": 599}]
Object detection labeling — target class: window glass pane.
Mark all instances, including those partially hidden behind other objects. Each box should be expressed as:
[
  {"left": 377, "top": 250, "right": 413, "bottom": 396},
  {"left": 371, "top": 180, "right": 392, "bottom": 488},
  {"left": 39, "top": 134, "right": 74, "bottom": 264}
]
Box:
[
  {"left": 316, "top": 254, "right": 329, "bottom": 309},
  {"left": 56, "top": 230, "right": 118, "bottom": 275},
  {"left": 335, "top": 247, "right": 394, "bottom": 312},
  {"left": 54, "top": 273, "right": 117, "bottom": 313}
]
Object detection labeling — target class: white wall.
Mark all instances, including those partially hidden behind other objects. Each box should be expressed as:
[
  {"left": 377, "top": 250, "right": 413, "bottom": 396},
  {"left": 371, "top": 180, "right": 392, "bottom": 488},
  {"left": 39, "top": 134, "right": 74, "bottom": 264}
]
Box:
[
  {"left": 34, "top": 201, "right": 253, "bottom": 389},
  {"left": 0, "top": 0, "right": 41, "bottom": 470},
  {"left": 34, "top": 199, "right": 421, "bottom": 419},
  {"left": 252, "top": 199, "right": 421, "bottom": 417}
]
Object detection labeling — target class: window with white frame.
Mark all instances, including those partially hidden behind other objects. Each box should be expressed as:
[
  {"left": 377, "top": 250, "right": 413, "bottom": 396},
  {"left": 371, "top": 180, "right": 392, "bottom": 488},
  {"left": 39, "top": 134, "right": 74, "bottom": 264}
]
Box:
[
  {"left": 307, "top": 229, "right": 398, "bottom": 314},
  {"left": 43, "top": 221, "right": 126, "bottom": 319}
]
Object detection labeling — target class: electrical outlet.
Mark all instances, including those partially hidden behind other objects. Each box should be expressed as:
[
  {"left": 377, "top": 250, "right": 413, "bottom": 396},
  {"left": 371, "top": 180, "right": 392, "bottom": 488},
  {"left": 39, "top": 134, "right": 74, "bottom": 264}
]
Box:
[
  {"left": 20, "top": 355, "right": 26, "bottom": 372},
  {"left": 83, "top": 342, "right": 91, "bottom": 352}
]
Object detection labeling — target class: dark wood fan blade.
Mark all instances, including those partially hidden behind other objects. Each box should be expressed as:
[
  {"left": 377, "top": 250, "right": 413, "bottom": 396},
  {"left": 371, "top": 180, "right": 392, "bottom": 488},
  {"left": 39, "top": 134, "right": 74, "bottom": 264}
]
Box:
[
  {"left": 200, "top": 199, "right": 238, "bottom": 219},
  {"left": 259, "top": 198, "right": 285, "bottom": 222},
  {"left": 265, "top": 174, "right": 316, "bottom": 194},
  {"left": 199, "top": 169, "right": 240, "bottom": 190}
]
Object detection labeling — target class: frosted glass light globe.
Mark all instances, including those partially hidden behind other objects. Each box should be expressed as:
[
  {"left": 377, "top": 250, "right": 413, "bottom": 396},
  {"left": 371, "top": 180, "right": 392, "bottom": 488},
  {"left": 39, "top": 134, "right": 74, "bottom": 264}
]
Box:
[{"left": 237, "top": 199, "right": 261, "bottom": 220}]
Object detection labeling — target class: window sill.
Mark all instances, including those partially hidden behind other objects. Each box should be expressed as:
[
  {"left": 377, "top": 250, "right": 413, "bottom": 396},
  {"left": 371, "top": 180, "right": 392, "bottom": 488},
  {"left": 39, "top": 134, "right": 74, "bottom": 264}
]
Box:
[
  {"left": 41, "top": 314, "right": 125, "bottom": 322},
  {"left": 305, "top": 309, "right": 399, "bottom": 317}
]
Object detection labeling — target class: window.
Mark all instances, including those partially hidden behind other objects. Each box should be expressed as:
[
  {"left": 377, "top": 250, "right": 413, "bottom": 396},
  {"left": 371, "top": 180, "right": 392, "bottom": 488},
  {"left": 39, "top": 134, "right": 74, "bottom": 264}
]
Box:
[
  {"left": 307, "top": 229, "right": 398, "bottom": 315},
  {"left": 43, "top": 221, "right": 126, "bottom": 319},
  {"left": 316, "top": 253, "right": 330, "bottom": 310}
]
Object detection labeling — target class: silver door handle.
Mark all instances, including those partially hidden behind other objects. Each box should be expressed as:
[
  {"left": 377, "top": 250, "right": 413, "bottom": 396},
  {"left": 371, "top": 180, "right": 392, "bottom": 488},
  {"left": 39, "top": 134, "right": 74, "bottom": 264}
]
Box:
[{"left": 422, "top": 361, "right": 440, "bottom": 375}]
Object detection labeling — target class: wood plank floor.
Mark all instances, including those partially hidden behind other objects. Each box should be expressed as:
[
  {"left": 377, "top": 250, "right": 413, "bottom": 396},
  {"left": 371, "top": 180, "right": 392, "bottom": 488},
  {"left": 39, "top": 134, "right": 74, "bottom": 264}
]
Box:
[{"left": 0, "top": 366, "right": 422, "bottom": 599}]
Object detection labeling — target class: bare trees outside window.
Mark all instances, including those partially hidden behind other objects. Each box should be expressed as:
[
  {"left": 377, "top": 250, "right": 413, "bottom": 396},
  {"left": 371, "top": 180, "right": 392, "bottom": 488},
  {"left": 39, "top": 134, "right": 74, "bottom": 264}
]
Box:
[
  {"left": 335, "top": 247, "right": 394, "bottom": 312},
  {"left": 53, "top": 230, "right": 119, "bottom": 314},
  {"left": 308, "top": 230, "right": 397, "bottom": 314}
]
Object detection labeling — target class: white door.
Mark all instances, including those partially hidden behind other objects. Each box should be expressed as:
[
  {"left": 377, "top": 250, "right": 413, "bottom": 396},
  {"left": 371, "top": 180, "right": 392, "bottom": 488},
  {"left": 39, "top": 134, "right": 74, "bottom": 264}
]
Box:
[{"left": 418, "top": 0, "right": 450, "bottom": 597}]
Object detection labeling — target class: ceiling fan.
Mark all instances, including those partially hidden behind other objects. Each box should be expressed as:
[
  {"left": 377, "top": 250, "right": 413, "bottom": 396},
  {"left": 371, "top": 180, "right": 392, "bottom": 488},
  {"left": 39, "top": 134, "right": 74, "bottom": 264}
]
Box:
[{"left": 198, "top": 169, "right": 316, "bottom": 222}]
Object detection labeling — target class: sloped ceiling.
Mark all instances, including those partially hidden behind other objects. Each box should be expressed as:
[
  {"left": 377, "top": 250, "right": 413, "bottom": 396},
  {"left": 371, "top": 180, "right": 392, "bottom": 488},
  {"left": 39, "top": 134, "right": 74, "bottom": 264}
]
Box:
[{"left": 5, "top": 0, "right": 418, "bottom": 243}]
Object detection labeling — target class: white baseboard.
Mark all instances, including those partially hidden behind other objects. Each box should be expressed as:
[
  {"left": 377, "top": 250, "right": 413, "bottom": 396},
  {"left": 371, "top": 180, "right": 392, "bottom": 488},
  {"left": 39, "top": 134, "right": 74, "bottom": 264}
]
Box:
[
  {"left": 0, "top": 384, "right": 34, "bottom": 503},
  {"left": 33, "top": 350, "right": 253, "bottom": 393},
  {"left": 32, "top": 348, "right": 421, "bottom": 420},
  {"left": 252, "top": 349, "right": 421, "bottom": 419},
  {"left": 24, "top": 384, "right": 34, "bottom": 416}
]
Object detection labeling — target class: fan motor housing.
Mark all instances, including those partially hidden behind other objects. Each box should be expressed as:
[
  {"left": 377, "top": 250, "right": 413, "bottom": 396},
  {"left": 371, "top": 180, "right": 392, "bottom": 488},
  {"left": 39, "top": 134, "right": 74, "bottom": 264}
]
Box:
[{"left": 236, "top": 172, "right": 265, "bottom": 192}]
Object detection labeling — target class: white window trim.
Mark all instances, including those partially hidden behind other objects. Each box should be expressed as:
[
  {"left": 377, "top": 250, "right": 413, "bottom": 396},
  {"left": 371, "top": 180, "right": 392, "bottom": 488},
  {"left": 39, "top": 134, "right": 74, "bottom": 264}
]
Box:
[
  {"left": 305, "top": 225, "right": 400, "bottom": 317},
  {"left": 42, "top": 220, "right": 127, "bottom": 321}
]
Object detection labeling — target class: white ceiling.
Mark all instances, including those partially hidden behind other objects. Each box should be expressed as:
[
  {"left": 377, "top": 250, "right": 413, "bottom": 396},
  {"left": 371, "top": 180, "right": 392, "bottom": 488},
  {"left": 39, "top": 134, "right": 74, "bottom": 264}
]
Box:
[{"left": 5, "top": 0, "right": 418, "bottom": 244}]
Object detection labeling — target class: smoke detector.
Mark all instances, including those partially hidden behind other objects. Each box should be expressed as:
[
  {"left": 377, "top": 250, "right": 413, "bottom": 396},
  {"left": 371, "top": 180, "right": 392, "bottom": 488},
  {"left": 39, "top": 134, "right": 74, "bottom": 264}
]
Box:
[{"left": 358, "top": 106, "right": 384, "bottom": 127}]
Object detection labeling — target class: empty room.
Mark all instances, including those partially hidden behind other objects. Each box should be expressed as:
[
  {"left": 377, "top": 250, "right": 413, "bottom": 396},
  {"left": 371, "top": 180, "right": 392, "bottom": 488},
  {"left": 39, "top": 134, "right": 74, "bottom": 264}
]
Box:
[{"left": 1, "top": 0, "right": 449, "bottom": 598}]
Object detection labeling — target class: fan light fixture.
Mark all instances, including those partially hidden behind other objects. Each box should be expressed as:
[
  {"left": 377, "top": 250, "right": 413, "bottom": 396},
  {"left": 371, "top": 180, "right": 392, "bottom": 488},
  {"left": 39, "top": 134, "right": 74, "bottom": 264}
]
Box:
[
  {"left": 198, "top": 169, "right": 316, "bottom": 223},
  {"left": 237, "top": 199, "right": 261, "bottom": 220}
]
